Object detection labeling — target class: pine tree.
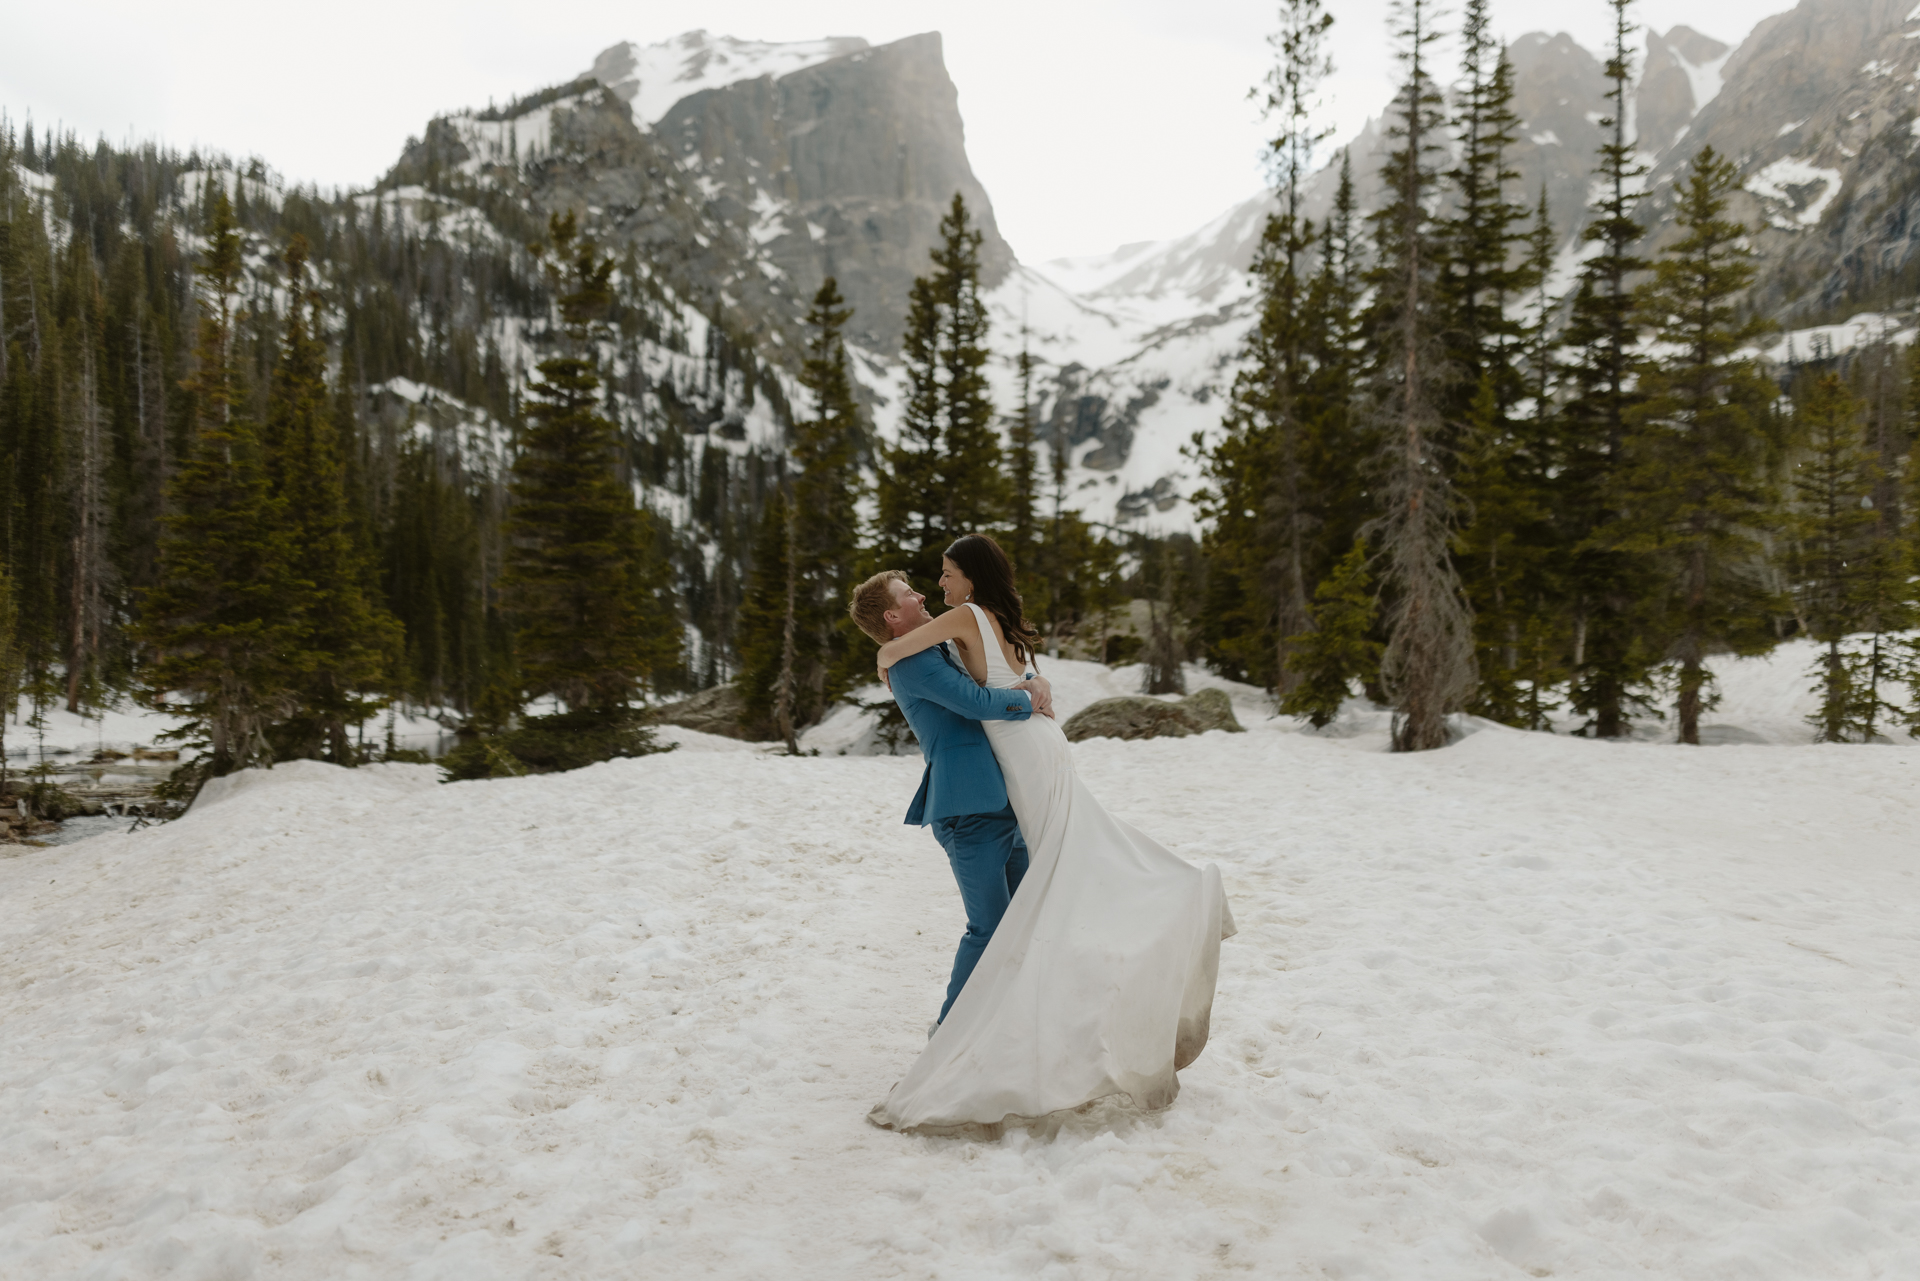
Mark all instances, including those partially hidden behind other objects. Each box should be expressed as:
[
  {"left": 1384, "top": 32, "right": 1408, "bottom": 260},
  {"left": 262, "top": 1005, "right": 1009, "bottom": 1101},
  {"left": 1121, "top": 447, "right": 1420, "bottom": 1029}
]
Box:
[
  {"left": 736, "top": 482, "right": 794, "bottom": 742},
  {"left": 264, "top": 236, "right": 401, "bottom": 761},
  {"left": 1195, "top": 0, "right": 1338, "bottom": 694},
  {"left": 1790, "top": 373, "right": 1880, "bottom": 740},
  {"left": 1364, "top": 0, "right": 1477, "bottom": 751},
  {"left": 1512, "top": 192, "right": 1574, "bottom": 729},
  {"left": 137, "top": 191, "right": 298, "bottom": 778},
  {"left": 1255, "top": 0, "right": 1336, "bottom": 694},
  {"left": 881, "top": 273, "right": 946, "bottom": 580},
  {"left": 1617, "top": 147, "right": 1780, "bottom": 745},
  {"left": 791, "top": 278, "right": 866, "bottom": 707},
  {"left": 63, "top": 241, "right": 112, "bottom": 713},
  {"left": 1562, "top": 0, "right": 1657, "bottom": 738},
  {"left": 738, "top": 277, "right": 866, "bottom": 741},
  {"left": 1141, "top": 539, "right": 1188, "bottom": 695},
  {"left": 933, "top": 195, "right": 1001, "bottom": 539},
  {"left": 1008, "top": 332, "right": 1043, "bottom": 607},
  {"left": 0, "top": 151, "right": 67, "bottom": 724},
  {"left": 1303, "top": 153, "right": 1371, "bottom": 579},
  {"left": 877, "top": 195, "right": 1002, "bottom": 584},
  {"left": 0, "top": 563, "right": 20, "bottom": 796},
  {"left": 1444, "top": 4, "right": 1548, "bottom": 727},
  {"left": 1441, "top": 2, "right": 1529, "bottom": 414},
  {"left": 501, "top": 211, "right": 679, "bottom": 716},
  {"left": 1280, "top": 539, "right": 1382, "bottom": 727}
]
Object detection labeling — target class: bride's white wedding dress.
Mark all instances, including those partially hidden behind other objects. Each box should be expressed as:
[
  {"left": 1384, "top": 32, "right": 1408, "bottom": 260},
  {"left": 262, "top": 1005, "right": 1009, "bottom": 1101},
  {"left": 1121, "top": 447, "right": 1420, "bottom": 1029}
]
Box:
[{"left": 869, "top": 603, "right": 1238, "bottom": 1137}]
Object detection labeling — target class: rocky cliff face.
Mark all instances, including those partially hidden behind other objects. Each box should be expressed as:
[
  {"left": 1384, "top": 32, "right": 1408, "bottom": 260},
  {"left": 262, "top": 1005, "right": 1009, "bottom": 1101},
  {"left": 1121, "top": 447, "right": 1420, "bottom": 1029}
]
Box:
[
  {"left": 388, "top": 79, "right": 805, "bottom": 363},
  {"left": 389, "top": 30, "right": 1012, "bottom": 360},
  {"left": 1637, "top": 26, "right": 1732, "bottom": 161},
  {"left": 651, "top": 32, "right": 1014, "bottom": 353},
  {"left": 1642, "top": 0, "right": 1920, "bottom": 325}
]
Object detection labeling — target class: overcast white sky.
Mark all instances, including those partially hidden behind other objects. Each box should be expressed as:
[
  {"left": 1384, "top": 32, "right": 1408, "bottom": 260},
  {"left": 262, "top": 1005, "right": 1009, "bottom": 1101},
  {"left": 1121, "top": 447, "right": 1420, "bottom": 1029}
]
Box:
[{"left": 5, "top": 1, "right": 1776, "bottom": 263}]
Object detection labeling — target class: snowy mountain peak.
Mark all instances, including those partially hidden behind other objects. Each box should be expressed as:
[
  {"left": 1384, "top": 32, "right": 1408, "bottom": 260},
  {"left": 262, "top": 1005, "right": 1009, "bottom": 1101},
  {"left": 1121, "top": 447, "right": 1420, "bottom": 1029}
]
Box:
[{"left": 588, "top": 32, "right": 870, "bottom": 128}]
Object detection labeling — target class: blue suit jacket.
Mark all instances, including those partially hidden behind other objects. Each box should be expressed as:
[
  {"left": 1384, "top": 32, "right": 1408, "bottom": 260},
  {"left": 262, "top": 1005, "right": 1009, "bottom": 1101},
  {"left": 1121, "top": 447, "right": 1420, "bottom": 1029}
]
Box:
[{"left": 889, "top": 642, "right": 1033, "bottom": 826}]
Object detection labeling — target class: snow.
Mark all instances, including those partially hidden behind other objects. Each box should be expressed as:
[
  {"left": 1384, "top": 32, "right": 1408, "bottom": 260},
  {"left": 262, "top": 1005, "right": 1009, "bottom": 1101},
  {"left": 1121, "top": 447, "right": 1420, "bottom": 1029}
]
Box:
[
  {"left": 367, "top": 378, "right": 514, "bottom": 480},
  {"left": 1000, "top": 198, "right": 1272, "bottom": 535},
  {"left": 1763, "top": 312, "right": 1917, "bottom": 365},
  {"left": 1673, "top": 45, "right": 1732, "bottom": 113},
  {"left": 5, "top": 697, "right": 466, "bottom": 764},
  {"left": 1747, "top": 157, "right": 1845, "bottom": 229},
  {"left": 1778, "top": 119, "right": 1808, "bottom": 137},
  {"left": 590, "top": 33, "right": 868, "bottom": 129},
  {"left": 746, "top": 188, "right": 787, "bottom": 245},
  {"left": 4, "top": 650, "right": 1920, "bottom": 1276},
  {"left": 1032, "top": 192, "right": 1270, "bottom": 311},
  {"left": 1531, "top": 129, "right": 1563, "bottom": 146},
  {"left": 352, "top": 187, "right": 501, "bottom": 248},
  {"left": 4, "top": 699, "right": 183, "bottom": 761},
  {"left": 174, "top": 170, "right": 283, "bottom": 213},
  {"left": 446, "top": 104, "right": 568, "bottom": 175}
]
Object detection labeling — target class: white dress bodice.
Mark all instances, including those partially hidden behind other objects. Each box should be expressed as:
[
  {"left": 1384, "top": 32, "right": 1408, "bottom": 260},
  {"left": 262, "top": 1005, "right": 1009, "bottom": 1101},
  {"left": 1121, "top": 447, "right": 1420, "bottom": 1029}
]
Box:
[{"left": 960, "top": 602, "right": 1025, "bottom": 689}]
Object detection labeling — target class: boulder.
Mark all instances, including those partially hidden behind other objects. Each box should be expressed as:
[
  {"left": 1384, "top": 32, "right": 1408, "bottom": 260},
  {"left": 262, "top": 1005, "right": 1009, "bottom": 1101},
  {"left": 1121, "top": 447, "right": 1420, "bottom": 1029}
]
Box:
[
  {"left": 1061, "top": 688, "right": 1246, "bottom": 743},
  {"left": 1062, "top": 697, "right": 1194, "bottom": 743},
  {"left": 653, "top": 684, "right": 773, "bottom": 741},
  {"left": 1177, "top": 687, "right": 1245, "bottom": 734}
]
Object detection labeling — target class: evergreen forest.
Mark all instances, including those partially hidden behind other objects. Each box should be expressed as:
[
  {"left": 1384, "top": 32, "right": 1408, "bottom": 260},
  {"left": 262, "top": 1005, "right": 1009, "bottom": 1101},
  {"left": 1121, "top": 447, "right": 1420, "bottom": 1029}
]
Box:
[
  {"left": 1197, "top": 0, "right": 1920, "bottom": 748},
  {"left": 6, "top": 0, "right": 1920, "bottom": 790},
  {"left": 0, "top": 123, "right": 1119, "bottom": 783}
]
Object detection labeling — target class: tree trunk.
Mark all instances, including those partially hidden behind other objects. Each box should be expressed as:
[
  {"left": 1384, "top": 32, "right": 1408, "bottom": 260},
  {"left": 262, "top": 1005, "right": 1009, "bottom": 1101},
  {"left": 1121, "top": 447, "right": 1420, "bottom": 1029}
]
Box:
[
  {"left": 1676, "top": 655, "right": 1704, "bottom": 745},
  {"left": 774, "top": 488, "right": 800, "bottom": 755}
]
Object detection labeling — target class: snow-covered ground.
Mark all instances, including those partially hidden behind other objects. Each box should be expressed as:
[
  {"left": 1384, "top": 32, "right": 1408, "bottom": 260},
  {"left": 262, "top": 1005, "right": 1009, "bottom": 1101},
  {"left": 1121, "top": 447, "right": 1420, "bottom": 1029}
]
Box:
[
  {"left": 4, "top": 700, "right": 460, "bottom": 763},
  {"left": 3, "top": 647, "right": 1918, "bottom": 1278}
]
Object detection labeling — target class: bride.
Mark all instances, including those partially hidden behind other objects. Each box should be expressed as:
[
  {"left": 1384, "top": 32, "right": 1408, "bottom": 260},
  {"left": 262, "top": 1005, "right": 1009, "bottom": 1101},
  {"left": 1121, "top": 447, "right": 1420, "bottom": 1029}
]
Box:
[{"left": 868, "top": 534, "right": 1237, "bottom": 1137}]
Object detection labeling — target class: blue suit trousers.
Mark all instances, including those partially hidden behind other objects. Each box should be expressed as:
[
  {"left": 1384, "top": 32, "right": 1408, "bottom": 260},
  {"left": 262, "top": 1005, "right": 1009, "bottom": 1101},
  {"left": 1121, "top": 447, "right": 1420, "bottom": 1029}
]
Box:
[{"left": 930, "top": 802, "right": 1030, "bottom": 1023}]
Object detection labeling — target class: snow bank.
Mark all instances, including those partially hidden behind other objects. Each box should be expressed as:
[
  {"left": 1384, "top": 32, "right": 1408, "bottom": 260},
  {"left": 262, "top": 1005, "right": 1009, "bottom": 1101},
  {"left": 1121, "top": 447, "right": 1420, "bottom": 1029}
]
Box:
[{"left": 3, "top": 643, "right": 1918, "bottom": 1276}]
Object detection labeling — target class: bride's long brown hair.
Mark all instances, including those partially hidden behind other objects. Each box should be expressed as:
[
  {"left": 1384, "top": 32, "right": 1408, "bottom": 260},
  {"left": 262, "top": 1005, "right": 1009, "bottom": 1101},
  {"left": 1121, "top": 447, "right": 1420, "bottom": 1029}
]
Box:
[{"left": 945, "top": 534, "right": 1044, "bottom": 666}]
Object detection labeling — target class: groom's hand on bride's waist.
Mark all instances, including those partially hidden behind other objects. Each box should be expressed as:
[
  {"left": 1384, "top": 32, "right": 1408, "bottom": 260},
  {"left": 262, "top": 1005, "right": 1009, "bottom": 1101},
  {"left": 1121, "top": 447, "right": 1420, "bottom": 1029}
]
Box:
[{"left": 1012, "top": 676, "right": 1054, "bottom": 719}]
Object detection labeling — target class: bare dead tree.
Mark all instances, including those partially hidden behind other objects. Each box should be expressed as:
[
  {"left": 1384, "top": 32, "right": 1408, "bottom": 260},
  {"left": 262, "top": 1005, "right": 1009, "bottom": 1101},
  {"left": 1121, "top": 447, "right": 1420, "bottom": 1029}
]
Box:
[{"left": 1365, "top": 0, "right": 1478, "bottom": 751}]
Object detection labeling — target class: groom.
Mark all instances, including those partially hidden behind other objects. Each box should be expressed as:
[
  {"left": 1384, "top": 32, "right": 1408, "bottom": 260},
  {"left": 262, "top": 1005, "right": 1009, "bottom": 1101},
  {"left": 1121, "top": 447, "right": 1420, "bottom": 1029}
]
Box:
[{"left": 850, "top": 570, "right": 1054, "bottom": 1026}]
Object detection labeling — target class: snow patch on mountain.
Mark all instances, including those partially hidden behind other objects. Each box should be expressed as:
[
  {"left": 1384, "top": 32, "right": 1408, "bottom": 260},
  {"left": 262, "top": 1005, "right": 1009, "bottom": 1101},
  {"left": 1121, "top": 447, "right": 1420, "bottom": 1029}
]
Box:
[
  {"left": 448, "top": 105, "right": 569, "bottom": 173},
  {"left": 1674, "top": 45, "right": 1732, "bottom": 112},
  {"left": 1039, "top": 195, "right": 1270, "bottom": 313},
  {"left": 1747, "top": 158, "right": 1844, "bottom": 229},
  {"left": 354, "top": 186, "right": 503, "bottom": 247},
  {"left": 589, "top": 32, "right": 868, "bottom": 128},
  {"left": 1762, "top": 312, "right": 1917, "bottom": 365}
]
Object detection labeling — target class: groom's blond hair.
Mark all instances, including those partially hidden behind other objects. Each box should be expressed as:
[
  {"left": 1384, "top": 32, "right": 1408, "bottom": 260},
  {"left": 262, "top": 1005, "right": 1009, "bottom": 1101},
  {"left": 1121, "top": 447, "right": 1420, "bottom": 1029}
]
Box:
[{"left": 850, "top": 570, "right": 909, "bottom": 645}]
